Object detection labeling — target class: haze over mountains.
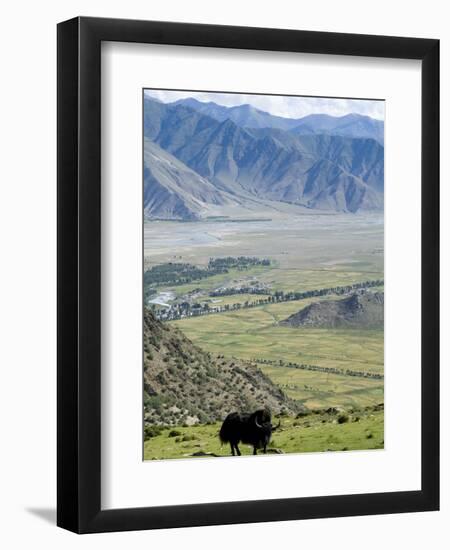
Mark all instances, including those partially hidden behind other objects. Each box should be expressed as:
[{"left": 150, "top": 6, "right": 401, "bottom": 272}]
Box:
[
  {"left": 143, "top": 95, "right": 384, "bottom": 220},
  {"left": 171, "top": 97, "right": 384, "bottom": 144}
]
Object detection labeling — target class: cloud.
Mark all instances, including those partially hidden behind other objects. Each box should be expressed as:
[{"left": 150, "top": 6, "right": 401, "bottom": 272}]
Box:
[{"left": 144, "top": 89, "right": 384, "bottom": 120}]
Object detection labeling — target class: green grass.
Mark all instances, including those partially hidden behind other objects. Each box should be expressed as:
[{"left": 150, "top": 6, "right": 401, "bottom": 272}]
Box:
[
  {"left": 144, "top": 409, "right": 384, "bottom": 460},
  {"left": 260, "top": 366, "right": 383, "bottom": 409},
  {"left": 258, "top": 268, "right": 383, "bottom": 293}
]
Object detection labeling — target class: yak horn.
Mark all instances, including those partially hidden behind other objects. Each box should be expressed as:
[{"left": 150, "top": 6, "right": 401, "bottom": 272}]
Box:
[
  {"left": 255, "top": 417, "right": 263, "bottom": 428},
  {"left": 272, "top": 419, "right": 281, "bottom": 431}
]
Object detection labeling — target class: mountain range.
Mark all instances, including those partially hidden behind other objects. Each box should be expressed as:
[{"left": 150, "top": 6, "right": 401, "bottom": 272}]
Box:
[
  {"left": 143, "top": 96, "right": 384, "bottom": 220},
  {"left": 170, "top": 97, "right": 384, "bottom": 144}
]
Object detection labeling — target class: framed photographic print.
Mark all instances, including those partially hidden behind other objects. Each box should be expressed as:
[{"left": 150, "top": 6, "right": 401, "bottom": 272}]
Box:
[{"left": 57, "top": 17, "right": 439, "bottom": 533}]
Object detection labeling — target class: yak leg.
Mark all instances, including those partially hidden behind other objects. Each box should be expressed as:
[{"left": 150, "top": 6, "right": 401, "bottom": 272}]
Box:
[
  {"left": 230, "top": 443, "right": 235, "bottom": 456},
  {"left": 263, "top": 443, "right": 267, "bottom": 454},
  {"left": 253, "top": 446, "right": 258, "bottom": 455},
  {"left": 235, "top": 443, "right": 241, "bottom": 456}
]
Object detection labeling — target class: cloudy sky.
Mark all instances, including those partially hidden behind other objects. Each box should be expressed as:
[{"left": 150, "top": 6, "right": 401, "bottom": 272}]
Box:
[{"left": 144, "top": 89, "right": 384, "bottom": 120}]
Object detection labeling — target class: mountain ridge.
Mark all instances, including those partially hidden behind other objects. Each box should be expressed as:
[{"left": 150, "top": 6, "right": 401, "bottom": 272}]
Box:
[{"left": 167, "top": 96, "right": 384, "bottom": 144}]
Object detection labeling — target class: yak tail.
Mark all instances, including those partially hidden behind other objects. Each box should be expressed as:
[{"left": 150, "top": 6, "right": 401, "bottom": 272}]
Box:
[
  {"left": 219, "top": 424, "right": 229, "bottom": 445},
  {"left": 219, "top": 412, "right": 239, "bottom": 444}
]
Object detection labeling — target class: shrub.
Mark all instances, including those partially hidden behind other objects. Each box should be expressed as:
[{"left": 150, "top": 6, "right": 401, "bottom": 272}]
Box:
[
  {"left": 144, "top": 425, "right": 163, "bottom": 440},
  {"left": 182, "top": 434, "right": 198, "bottom": 442},
  {"left": 145, "top": 395, "right": 165, "bottom": 412},
  {"left": 337, "top": 414, "right": 349, "bottom": 424},
  {"left": 168, "top": 429, "right": 182, "bottom": 438}
]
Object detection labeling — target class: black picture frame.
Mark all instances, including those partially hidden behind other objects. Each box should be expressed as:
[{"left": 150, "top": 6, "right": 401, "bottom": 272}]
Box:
[{"left": 57, "top": 16, "right": 439, "bottom": 533}]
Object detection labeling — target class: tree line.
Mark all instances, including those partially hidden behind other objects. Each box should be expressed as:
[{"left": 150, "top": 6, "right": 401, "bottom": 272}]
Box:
[
  {"left": 153, "top": 279, "right": 383, "bottom": 321},
  {"left": 144, "top": 256, "right": 271, "bottom": 290},
  {"left": 252, "top": 358, "right": 384, "bottom": 381}
]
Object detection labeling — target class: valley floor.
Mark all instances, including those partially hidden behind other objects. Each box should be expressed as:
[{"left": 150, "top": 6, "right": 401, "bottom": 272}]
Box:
[{"left": 143, "top": 213, "right": 384, "bottom": 459}]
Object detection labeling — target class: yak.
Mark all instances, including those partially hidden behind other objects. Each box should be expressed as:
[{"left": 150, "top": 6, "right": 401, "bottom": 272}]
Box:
[{"left": 219, "top": 408, "right": 281, "bottom": 456}]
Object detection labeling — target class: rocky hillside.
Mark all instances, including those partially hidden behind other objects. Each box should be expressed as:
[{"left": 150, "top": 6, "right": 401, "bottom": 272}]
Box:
[
  {"left": 143, "top": 309, "right": 300, "bottom": 426},
  {"left": 280, "top": 291, "right": 384, "bottom": 329}
]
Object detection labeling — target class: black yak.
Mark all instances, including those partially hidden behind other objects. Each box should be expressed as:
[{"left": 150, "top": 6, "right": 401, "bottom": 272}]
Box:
[{"left": 219, "top": 408, "right": 281, "bottom": 456}]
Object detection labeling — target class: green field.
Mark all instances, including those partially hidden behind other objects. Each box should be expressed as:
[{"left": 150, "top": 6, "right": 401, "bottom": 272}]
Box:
[
  {"left": 172, "top": 295, "right": 384, "bottom": 410},
  {"left": 173, "top": 310, "right": 384, "bottom": 373},
  {"left": 257, "top": 267, "right": 383, "bottom": 293},
  {"left": 261, "top": 366, "right": 383, "bottom": 409},
  {"left": 144, "top": 408, "right": 384, "bottom": 460}
]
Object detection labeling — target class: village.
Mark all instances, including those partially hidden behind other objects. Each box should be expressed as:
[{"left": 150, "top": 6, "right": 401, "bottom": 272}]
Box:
[{"left": 149, "top": 276, "right": 384, "bottom": 322}]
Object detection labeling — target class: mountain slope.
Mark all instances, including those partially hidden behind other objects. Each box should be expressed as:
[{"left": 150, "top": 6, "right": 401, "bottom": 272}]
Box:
[
  {"left": 144, "top": 139, "right": 243, "bottom": 220},
  {"left": 280, "top": 292, "right": 384, "bottom": 329},
  {"left": 230, "top": 133, "right": 384, "bottom": 211},
  {"left": 143, "top": 309, "right": 300, "bottom": 426}
]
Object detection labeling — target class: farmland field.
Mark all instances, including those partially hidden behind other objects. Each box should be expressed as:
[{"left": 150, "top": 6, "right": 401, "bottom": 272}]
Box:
[
  {"left": 173, "top": 307, "right": 384, "bottom": 410},
  {"left": 172, "top": 298, "right": 383, "bottom": 372}
]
